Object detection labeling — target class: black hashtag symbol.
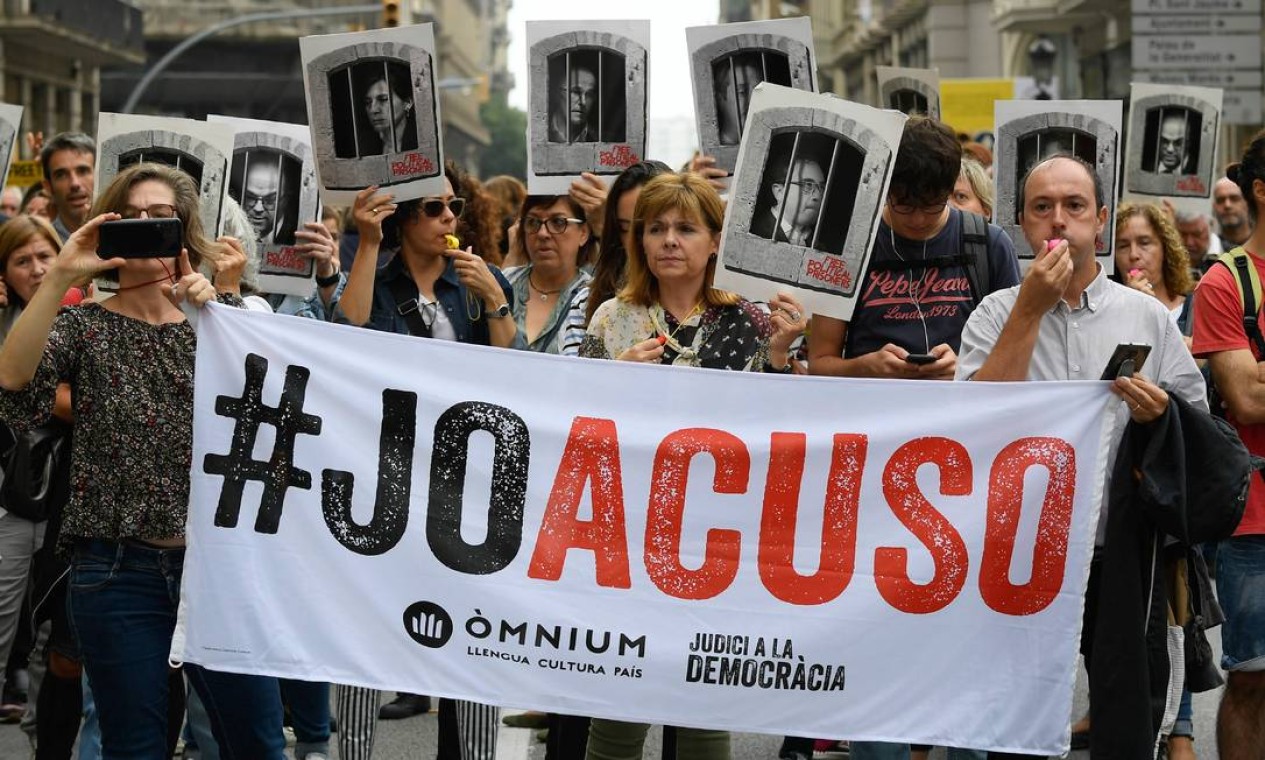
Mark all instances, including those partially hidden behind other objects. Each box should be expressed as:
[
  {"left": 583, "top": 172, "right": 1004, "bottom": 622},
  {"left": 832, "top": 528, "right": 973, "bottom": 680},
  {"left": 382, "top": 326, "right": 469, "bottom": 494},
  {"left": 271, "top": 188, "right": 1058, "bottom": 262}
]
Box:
[{"left": 204, "top": 353, "right": 322, "bottom": 534}]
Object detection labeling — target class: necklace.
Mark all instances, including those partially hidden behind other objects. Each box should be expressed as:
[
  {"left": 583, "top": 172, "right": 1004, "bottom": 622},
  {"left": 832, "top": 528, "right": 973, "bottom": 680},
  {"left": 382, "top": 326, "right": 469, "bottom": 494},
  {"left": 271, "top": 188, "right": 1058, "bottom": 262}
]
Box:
[
  {"left": 654, "top": 301, "right": 704, "bottom": 360},
  {"left": 528, "top": 271, "right": 563, "bottom": 301}
]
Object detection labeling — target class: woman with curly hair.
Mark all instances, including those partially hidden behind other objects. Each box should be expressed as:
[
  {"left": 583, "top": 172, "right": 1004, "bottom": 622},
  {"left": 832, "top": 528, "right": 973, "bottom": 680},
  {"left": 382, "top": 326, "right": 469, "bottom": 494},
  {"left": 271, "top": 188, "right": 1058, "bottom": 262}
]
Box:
[
  {"left": 446, "top": 161, "right": 505, "bottom": 267},
  {"left": 1114, "top": 201, "right": 1195, "bottom": 333}
]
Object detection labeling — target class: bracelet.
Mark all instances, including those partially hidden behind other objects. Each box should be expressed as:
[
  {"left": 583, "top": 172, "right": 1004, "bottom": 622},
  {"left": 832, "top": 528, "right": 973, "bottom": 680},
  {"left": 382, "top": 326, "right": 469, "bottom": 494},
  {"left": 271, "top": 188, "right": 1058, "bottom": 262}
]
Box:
[{"left": 315, "top": 270, "right": 341, "bottom": 288}]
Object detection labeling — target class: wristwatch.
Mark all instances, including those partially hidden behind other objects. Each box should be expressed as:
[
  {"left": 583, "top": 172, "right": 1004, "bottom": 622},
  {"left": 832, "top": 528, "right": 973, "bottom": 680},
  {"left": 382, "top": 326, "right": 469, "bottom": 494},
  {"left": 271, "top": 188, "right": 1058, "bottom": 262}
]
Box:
[{"left": 489, "top": 302, "right": 512, "bottom": 319}]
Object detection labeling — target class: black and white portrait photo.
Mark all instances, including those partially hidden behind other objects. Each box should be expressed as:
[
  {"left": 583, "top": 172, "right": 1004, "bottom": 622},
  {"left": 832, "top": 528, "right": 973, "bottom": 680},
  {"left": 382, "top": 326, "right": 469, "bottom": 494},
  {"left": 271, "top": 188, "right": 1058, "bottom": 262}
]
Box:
[
  {"left": 718, "top": 83, "right": 905, "bottom": 322},
  {"left": 713, "top": 51, "right": 792, "bottom": 146},
  {"left": 232, "top": 150, "right": 301, "bottom": 248},
  {"left": 301, "top": 23, "right": 443, "bottom": 205},
  {"left": 1140, "top": 107, "right": 1200, "bottom": 175},
  {"left": 96, "top": 112, "right": 233, "bottom": 237},
  {"left": 546, "top": 48, "right": 625, "bottom": 144},
  {"left": 1124, "top": 83, "right": 1221, "bottom": 208},
  {"left": 876, "top": 66, "right": 941, "bottom": 121},
  {"left": 992, "top": 100, "right": 1122, "bottom": 267},
  {"left": 210, "top": 115, "right": 322, "bottom": 296},
  {"left": 330, "top": 60, "right": 418, "bottom": 158},
  {"left": 687, "top": 18, "right": 817, "bottom": 176},
  {"left": 526, "top": 20, "right": 649, "bottom": 194},
  {"left": 0, "top": 104, "right": 22, "bottom": 192},
  {"left": 749, "top": 130, "right": 860, "bottom": 255}
]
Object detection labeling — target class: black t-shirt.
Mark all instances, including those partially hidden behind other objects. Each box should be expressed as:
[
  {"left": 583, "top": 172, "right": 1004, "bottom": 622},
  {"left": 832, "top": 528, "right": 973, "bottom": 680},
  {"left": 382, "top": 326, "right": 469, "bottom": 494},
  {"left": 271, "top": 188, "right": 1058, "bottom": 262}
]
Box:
[{"left": 844, "top": 208, "right": 1020, "bottom": 358}]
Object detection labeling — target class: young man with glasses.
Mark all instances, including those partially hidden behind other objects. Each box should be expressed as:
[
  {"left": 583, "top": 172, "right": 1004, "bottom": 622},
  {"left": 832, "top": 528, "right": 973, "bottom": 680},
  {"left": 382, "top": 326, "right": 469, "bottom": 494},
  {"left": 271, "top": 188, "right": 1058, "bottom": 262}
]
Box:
[
  {"left": 800, "top": 117, "right": 1020, "bottom": 760},
  {"left": 808, "top": 116, "right": 1018, "bottom": 383}
]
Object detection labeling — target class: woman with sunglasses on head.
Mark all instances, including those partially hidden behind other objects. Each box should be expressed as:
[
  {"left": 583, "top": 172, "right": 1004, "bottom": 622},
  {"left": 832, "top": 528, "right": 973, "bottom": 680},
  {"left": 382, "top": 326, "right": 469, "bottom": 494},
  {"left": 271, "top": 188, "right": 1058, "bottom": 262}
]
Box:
[
  {"left": 336, "top": 162, "right": 522, "bottom": 351},
  {"left": 332, "top": 160, "right": 520, "bottom": 760},
  {"left": 505, "top": 195, "right": 594, "bottom": 353},
  {"left": 0, "top": 163, "right": 293, "bottom": 759}
]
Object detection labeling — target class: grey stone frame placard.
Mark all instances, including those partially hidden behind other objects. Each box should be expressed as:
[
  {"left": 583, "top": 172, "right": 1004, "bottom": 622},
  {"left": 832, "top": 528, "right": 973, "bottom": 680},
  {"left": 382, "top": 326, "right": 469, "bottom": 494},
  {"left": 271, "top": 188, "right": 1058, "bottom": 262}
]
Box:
[
  {"left": 692, "top": 33, "right": 815, "bottom": 172},
  {"left": 235, "top": 131, "right": 320, "bottom": 280},
  {"left": 99, "top": 130, "right": 229, "bottom": 235},
  {"left": 0, "top": 120, "right": 15, "bottom": 186},
  {"left": 724, "top": 106, "right": 891, "bottom": 298},
  {"left": 529, "top": 31, "right": 647, "bottom": 178},
  {"left": 995, "top": 112, "right": 1119, "bottom": 259},
  {"left": 306, "top": 41, "right": 440, "bottom": 190},
  {"left": 1126, "top": 93, "right": 1219, "bottom": 198},
  {"left": 879, "top": 77, "right": 941, "bottom": 121}
]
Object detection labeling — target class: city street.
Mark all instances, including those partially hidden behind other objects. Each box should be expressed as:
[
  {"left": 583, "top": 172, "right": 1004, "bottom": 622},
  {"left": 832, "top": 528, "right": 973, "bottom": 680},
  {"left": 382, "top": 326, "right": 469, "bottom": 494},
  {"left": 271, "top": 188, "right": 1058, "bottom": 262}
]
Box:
[{"left": 0, "top": 631, "right": 1227, "bottom": 759}]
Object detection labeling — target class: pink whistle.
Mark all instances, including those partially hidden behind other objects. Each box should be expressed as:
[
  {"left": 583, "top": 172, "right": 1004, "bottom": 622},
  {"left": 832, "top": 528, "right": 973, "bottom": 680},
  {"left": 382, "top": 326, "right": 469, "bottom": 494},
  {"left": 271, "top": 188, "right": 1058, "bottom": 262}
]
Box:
[
  {"left": 1129, "top": 268, "right": 1142, "bottom": 278},
  {"left": 1046, "top": 239, "right": 1064, "bottom": 252}
]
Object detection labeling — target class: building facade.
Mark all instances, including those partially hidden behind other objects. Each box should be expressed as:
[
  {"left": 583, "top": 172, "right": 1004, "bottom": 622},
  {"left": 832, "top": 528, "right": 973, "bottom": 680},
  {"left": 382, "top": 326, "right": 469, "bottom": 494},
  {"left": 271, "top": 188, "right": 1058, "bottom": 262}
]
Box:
[
  {"left": 101, "top": 0, "right": 513, "bottom": 175},
  {"left": 0, "top": 0, "right": 145, "bottom": 159}
]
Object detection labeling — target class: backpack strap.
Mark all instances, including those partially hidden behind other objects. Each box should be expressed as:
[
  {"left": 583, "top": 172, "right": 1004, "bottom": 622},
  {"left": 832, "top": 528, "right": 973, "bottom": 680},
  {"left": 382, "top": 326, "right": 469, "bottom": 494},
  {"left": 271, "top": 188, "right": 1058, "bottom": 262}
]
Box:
[
  {"left": 959, "top": 211, "right": 990, "bottom": 306},
  {"left": 386, "top": 275, "right": 433, "bottom": 339},
  {"left": 1213, "top": 247, "right": 1265, "bottom": 357}
]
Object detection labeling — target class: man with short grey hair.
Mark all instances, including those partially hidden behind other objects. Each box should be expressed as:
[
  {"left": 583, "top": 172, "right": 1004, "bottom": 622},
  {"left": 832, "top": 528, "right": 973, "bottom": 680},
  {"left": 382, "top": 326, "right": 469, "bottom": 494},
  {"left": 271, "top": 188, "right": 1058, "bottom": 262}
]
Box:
[{"left": 1174, "top": 208, "right": 1223, "bottom": 272}]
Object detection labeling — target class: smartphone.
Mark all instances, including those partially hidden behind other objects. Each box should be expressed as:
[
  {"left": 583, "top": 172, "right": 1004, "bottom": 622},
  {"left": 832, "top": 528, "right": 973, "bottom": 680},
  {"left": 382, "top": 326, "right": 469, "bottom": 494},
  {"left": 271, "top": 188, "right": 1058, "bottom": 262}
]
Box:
[
  {"left": 97, "top": 218, "right": 183, "bottom": 259},
  {"left": 905, "top": 353, "right": 937, "bottom": 365},
  {"left": 1100, "top": 343, "right": 1151, "bottom": 380}
]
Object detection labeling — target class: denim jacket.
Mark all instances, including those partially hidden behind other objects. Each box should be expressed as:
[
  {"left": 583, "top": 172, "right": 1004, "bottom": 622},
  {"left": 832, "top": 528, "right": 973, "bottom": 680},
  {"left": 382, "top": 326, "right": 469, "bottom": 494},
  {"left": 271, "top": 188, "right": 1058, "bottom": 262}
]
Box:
[{"left": 334, "top": 254, "right": 524, "bottom": 349}]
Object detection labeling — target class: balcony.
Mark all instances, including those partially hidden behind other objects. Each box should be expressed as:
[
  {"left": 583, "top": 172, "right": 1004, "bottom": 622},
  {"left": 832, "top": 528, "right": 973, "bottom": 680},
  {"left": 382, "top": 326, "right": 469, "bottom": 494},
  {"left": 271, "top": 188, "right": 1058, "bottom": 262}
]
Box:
[
  {"left": 0, "top": 0, "right": 145, "bottom": 66},
  {"left": 992, "top": 0, "right": 1099, "bottom": 33}
]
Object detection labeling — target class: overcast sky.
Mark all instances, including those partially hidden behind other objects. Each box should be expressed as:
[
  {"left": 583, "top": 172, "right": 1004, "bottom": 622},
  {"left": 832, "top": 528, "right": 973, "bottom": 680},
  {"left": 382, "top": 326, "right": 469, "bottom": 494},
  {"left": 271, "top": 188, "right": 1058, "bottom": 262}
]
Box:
[{"left": 505, "top": 0, "right": 722, "bottom": 122}]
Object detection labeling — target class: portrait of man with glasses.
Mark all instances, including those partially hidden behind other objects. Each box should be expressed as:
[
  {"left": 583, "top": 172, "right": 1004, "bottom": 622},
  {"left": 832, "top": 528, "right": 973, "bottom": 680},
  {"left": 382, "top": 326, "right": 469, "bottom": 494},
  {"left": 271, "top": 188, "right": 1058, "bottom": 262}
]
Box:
[
  {"left": 750, "top": 130, "right": 855, "bottom": 253},
  {"left": 229, "top": 150, "right": 302, "bottom": 251}
]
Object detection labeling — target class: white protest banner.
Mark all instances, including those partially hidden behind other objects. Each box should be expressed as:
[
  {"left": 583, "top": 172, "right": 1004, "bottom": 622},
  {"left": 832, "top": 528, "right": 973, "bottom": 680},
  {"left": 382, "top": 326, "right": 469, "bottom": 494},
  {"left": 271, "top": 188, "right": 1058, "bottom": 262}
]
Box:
[{"left": 180, "top": 304, "right": 1117, "bottom": 755}]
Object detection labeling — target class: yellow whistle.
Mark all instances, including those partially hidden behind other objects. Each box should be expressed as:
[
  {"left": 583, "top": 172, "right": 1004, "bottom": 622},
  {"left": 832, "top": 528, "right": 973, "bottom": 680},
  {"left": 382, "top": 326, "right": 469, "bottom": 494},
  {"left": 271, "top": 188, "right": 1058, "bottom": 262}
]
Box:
[{"left": 445, "top": 234, "right": 460, "bottom": 250}]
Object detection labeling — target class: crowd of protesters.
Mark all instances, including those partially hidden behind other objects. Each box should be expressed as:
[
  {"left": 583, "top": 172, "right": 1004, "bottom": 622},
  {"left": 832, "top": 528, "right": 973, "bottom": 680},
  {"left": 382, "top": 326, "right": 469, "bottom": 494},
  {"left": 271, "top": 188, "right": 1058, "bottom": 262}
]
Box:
[{"left": 0, "top": 113, "right": 1258, "bottom": 760}]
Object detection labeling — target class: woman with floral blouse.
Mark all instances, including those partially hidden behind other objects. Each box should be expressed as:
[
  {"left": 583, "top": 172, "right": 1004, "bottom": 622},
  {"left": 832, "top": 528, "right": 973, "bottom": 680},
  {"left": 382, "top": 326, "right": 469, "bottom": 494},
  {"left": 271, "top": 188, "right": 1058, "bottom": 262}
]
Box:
[{"left": 0, "top": 163, "right": 285, "bottom": 759}]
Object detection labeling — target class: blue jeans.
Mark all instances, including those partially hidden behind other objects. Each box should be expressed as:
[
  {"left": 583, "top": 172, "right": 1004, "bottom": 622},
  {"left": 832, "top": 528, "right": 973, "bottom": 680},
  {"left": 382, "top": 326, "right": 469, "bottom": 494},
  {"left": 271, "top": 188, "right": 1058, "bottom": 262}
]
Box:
[
  {"left": 1216, "top": 535, "right": 1265, "bottom": 671},
  {"left": 1173, "top": 688, "right": 1193, "bottom": 737},
  {"left": 80, "top": 673, "right": 102, "bottom": 760},
  {"left": 281, "top": 679, "right": 331, "bottom": 759},
  {"left": 67, "top": 539, "right": 285, "bottom": 760}
]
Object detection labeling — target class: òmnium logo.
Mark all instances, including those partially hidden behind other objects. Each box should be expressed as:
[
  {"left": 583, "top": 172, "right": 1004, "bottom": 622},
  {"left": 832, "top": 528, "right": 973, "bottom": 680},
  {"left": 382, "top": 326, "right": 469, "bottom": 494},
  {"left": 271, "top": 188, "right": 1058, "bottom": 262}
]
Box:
[{"left": 403, "top": 601, "right": 453, "bottom": 648}]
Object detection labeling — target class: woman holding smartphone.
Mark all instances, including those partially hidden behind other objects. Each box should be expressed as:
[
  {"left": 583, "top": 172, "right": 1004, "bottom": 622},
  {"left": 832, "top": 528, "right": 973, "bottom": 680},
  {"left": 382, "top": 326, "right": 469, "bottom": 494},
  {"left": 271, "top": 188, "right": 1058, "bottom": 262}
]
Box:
[{"left": 0, "top": 163, "right": 285, "bottom": 759}]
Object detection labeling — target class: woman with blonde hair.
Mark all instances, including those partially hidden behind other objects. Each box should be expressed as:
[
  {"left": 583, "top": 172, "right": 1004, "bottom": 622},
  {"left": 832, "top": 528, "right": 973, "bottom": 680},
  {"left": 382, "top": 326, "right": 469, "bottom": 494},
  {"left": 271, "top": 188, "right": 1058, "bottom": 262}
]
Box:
[
  {"left": 581, "top": 172, "right": 806, "bottom": 373},
  {"left": 951, "top": 156, "right": 994, "bottom": 220},
  {"left": 580, "top": 174, "right": 806, "bottom": 760}
]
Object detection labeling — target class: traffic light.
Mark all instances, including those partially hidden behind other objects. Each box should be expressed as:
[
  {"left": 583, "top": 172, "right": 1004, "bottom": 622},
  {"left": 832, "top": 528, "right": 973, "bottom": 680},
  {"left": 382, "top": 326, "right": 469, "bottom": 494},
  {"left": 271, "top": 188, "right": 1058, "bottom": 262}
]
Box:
[{"left": 382, "top": 0, "right": 401, "bottom": 27}]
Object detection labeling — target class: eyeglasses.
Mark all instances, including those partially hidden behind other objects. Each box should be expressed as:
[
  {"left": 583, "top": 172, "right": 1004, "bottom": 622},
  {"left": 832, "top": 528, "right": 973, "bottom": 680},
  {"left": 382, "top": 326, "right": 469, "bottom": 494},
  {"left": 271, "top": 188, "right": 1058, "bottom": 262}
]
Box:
[
  {"left": 789, "top": 180, "right": 825, "bottom": 197},
  {"left": 244, "top": 191, "right": 277, "bottom": 211},
  {"left": 420, "top": 198, "right": 466, "bottom": 218},
  {"left": 888, "top": 198, "right": 948, "bottom": 216},
  {"left": 523, "top": 215, "right": 585, "bottom": 235},
  {"left": 121, "top": 203, "right": 178, "bottom": 220}
]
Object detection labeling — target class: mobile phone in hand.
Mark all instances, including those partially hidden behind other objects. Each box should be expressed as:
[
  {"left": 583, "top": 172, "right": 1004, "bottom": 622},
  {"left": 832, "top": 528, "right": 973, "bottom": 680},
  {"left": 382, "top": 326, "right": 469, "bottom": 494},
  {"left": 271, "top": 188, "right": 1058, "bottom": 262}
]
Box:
[
  {"left": 905, "top": 353, "right": 937, "bottom": 365},
  {"left": 1100, "top": 343, "right": 1151, "bottom": 380},
  {"left": 97, "top": 218, "right": 183, "bottom": 259}
]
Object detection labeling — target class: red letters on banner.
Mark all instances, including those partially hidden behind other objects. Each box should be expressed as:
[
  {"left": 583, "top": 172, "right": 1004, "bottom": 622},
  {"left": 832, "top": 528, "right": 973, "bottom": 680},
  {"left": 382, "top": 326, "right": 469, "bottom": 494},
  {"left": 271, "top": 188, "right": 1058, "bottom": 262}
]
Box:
[
  {"left": 875, "top": 437, "right": 972, "bottom": 614},
  {"left": 646, "top": 429, "right": 749, "bottom": 600},
  {"left": 758, "top": 433, "right": 865, "bottom": 605},
  {"left": 525, "top": 423, "right": 1075, "bottom": 616},
  {"left": 979, "top": 438, "right": 1076, "bottom": 615},
  {"left": 528, "top": 417, "right": 632, "bottom": 588}
]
